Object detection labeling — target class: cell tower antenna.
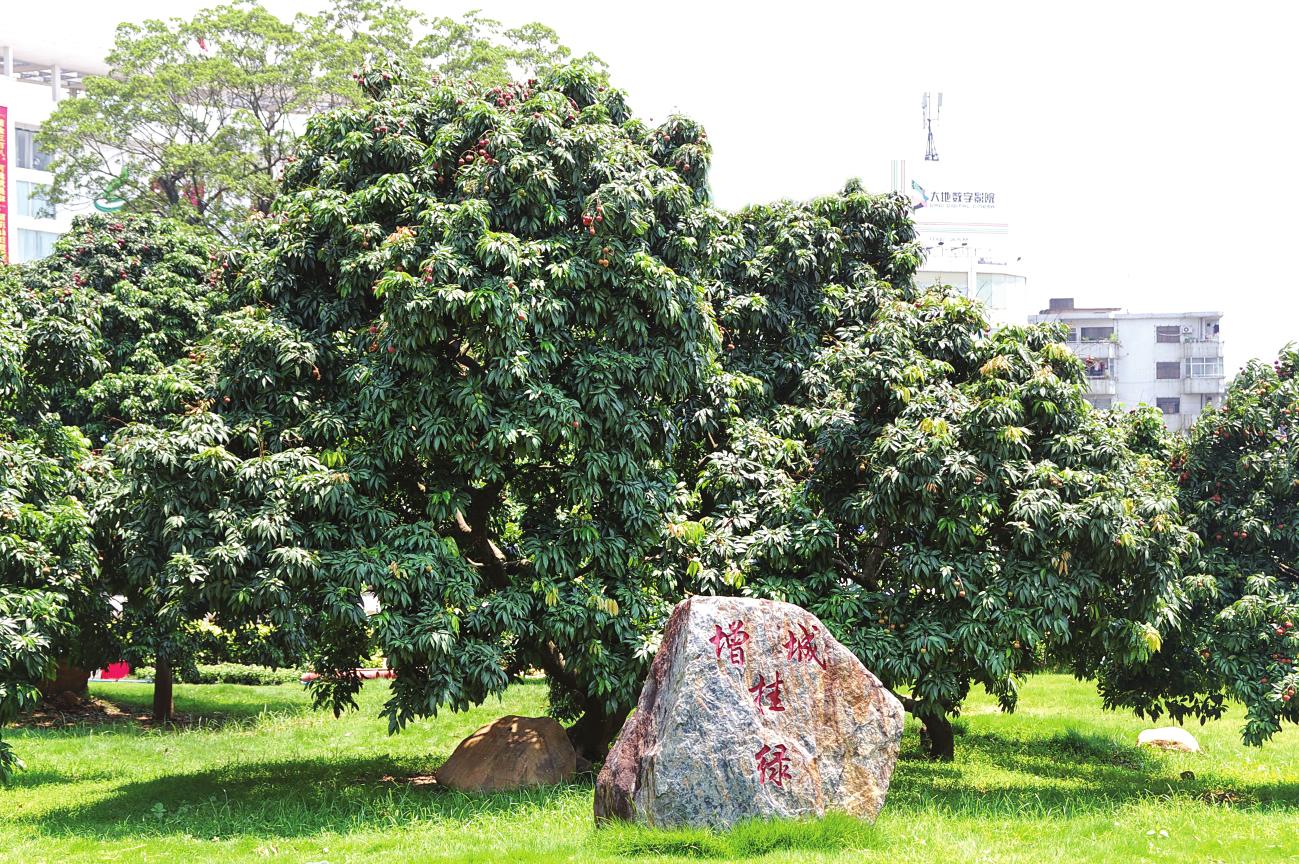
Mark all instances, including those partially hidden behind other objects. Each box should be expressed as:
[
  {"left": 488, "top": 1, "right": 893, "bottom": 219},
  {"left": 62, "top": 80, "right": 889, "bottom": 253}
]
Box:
[{"left": 923, "top": 90, "right": 941, "bottom": 161}]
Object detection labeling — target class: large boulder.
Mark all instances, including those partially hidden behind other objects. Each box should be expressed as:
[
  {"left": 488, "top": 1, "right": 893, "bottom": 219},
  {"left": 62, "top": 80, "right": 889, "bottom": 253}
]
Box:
[
  {"left": 595, "top": 596, "right": 904, "bottom": 828},
  {"left": 436, "top": 715, "right": 578, "bottom": 792}
]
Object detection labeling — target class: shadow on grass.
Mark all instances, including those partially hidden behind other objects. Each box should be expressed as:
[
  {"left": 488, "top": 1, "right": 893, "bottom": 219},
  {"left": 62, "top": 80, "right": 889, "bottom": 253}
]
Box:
[
  {"left": 15, "top": 724, "right": 1299, "bottom": 844},
  {"left": 94, "top": 683, "right": 312, "bottom": 724},
  {"left": 8, "top": 710, "right": 295, "bottom": 745},
  {"left": 8, "top": 685, "right": 316, "bottom": 743},
  {"left": 21, "top": 754, "right": 589, "bottom": 840},
  {"left": 4, "top": 766, "right": 124, "bottom": 788},
  {"left": 889, "top": 728, "right": 1299, "bottom": 816}
]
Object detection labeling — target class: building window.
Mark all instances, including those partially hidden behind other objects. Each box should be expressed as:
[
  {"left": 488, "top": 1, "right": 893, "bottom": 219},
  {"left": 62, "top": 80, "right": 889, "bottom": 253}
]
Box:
[
  {"left": 1083, "top": 357, "right": 1109, "bottom": 378},
  {"left": 15, "top": 181, "right": 56, "bottom": 219},
  {"left": 15, "top": 128, "right": 52, "bottom": 172},
  {"left": 1064, "top": 327, "right": 1078, "bottom": 343},
  {"left": 1086, "top": 396, "right": 1112, "bottom": 410},
  {"left": 1079, "top": 326, "right": 1114, "bottom": 342},
  {"left": 1156, "top": 397, "right": 1181, "bottom": 415},
  {"left": 16, "top": 229, "right": 60, "bottom": 263},
  {"left": 1185, "top": 357, "right": 1224, "bottom": 378},
  {"left": 1155, "top": 325, "right": 1181, "bottom": 343},
  {"left": 1155, "top": 361, "right": 1181, "bottom": 380}
]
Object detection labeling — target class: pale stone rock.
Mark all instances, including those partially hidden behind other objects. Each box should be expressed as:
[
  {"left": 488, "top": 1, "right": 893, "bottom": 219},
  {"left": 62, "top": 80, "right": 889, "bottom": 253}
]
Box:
[
  {"left": 595, "top": 595, "right": 904, "bottom": 828},
  {"left": 1138, "top": 727, "right": 1200, "bottom": 753}
]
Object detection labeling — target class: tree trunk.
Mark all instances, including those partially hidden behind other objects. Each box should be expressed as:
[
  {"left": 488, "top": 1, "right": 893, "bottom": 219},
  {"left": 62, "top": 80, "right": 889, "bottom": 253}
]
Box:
[
  {"left": 152, "top": 658, "right": 175, "bottom": 724},
  {"left": 566, "top": 699, "right": 624, "bottom": 764},
  {"left": 918, "top": 710, "right": 954, "bottom": 761}
]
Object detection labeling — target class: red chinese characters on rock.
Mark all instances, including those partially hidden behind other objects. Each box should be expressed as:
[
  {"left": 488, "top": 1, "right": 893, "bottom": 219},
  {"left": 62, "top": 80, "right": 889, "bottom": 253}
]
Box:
[
  {"left": 749, "top": 671, "right": 786, "bottom": 714},
  {"left": 709, "top": 619, "right": 750, "bottom": 666},
  {"left": 704, "top": 616, "right": 832, "bottom": 789},
  {"left": 783, "top": 623, "right": 827, "bottom": 669},
  {"left": 754, "top": 743, "right": 792, "bottom": 787}
]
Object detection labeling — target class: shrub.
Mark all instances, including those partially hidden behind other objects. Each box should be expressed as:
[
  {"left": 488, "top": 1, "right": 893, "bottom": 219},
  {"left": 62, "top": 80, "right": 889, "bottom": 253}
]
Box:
[{"left": 134, "top": 663, "right": 304, "bottom": 686}]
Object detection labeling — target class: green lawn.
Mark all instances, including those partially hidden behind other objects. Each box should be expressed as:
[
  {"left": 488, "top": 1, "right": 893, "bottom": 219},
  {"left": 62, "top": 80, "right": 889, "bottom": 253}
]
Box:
[{"left": 2, "top": 674, "right": 1297, "bottom": 863}]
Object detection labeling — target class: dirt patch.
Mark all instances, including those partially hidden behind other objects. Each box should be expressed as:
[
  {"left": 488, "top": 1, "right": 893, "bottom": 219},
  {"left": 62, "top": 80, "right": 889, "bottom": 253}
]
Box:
[
  {"left": 14, "top": 693, "right": 197, "bottom": 730},
  {"left": 1200, "top": 788, "right": 1257, "bottom": 808},
  {"left": 378, "top": 773, "right": 440, "bottom": 787},
  {"left": 15, "top": 694, "right": 132, "bottom": 729}
]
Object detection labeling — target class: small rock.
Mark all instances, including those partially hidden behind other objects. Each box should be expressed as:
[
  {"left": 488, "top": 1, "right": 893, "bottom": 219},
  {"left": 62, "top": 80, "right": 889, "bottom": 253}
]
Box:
[
  {"left": 1138, "top": 727, "right": 1200, "bottom": 753},
  {"left": 595, "top": 595, "right": 904, "bottom": 828},
  {"left": 436, "top": 715, "right": 577, "bottom": 792}
]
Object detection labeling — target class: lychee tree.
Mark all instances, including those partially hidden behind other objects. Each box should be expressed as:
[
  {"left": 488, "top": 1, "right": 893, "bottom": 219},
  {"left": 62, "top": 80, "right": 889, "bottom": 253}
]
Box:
[
  {"left": 0, "top": 286, "right": 107, "bottom": 781},
  {"left": 95, "top": 338, "right": 358, "bottom": 724},
  {"left": 168, "top": 61, "right": 720, "bottom": 757},
  {"left": 676, "top": 186, "right": 1195, "bottom": 758},
  {"left": 1098, "top": 347, "right": 1299, "bottom": 744},
  {"left": 11, "top": 213, "right": 227, "bottom": 718}
]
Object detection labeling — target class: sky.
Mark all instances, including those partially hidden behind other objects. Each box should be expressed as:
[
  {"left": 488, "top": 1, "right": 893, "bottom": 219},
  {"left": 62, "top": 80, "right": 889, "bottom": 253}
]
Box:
[{"left": 9, "top": 0, "right": 1299, "bottom": 374}]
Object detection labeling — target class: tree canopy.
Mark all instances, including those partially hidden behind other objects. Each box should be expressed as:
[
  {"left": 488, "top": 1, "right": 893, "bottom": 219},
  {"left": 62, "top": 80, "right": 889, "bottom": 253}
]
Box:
[
  {"left": 1100, "top": 348, "right": 1299, "bottom": 745},
  {"left": 16, "top": 215, "right": 219, "bottom": 440},
  {"left": 7, "top": 214, "right": 342, "bottom": 722},
  {"left": 87, "top": 61, "right": 717, "bottom": 758},
  {"left": 39, "top": 0, "right": 589, "bottom": 238},
  {"left": 673, "top": 188, "right": 1196, "bottom": 757}
]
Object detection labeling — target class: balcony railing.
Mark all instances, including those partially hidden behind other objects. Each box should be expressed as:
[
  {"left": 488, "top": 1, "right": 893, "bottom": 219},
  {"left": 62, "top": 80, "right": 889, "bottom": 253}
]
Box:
[
  {"left": 1072, "top": 341, "right": 1118, "bottom": 359},
  {"left": 1183, "top": 339, "right": 1223, "bottom": 358},
  {"left": 1184, "top": 376, "right": 1224, "bottom": 394},
  {"left": 1085, "top": 378, "right": 1117, "bottom": 396}
]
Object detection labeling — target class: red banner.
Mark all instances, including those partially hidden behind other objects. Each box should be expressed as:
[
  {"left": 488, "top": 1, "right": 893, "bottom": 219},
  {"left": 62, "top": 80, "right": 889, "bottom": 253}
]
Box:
[{"left": 0, "top": 105, "right": 8, "bottom": 264}]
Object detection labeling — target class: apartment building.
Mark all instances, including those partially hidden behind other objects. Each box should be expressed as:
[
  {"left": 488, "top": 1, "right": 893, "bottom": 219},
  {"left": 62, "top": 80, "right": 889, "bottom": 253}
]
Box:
[
  {"left": 891, "top": 158, "right": 1027, "bottom": 327},
  {"left": 1, "top": 41, "right": 105, "bottom": 263},
  {"left": 1029, "top": 298, "right": 1225, "bottom": 432}
]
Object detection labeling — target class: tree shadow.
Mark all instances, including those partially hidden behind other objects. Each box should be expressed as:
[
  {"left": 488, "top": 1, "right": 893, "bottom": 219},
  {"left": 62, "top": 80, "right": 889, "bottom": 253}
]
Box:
[
  {"left": 14, "top": 712, "right": 1298, "bottom": 844},
  {"left": 21, "top": 754, "right": 589, "bottom": 840},
  {"left": 93, "top": 683, "right": 312, "bottom": 724},
  {"left": 4, "top": 766, "right": 123, "bottom": 788},
  {"left": 887, "top": 728, "right": 1299, "bottom": 816},
  {"left": 8, "top": 706, "right": 300, "bottom": 743}
]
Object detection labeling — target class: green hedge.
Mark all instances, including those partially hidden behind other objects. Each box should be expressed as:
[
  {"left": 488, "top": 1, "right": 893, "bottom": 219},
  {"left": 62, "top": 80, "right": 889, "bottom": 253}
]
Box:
[{"left": 133, "top": 663, "right": 304, "bottom": 686}]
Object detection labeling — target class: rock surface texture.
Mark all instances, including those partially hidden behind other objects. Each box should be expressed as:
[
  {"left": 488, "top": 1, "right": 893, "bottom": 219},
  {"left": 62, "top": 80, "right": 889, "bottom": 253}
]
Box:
[
  {"left": 436, "top": 715, "right": 577, "bottom": 792},
  {"left": 595, "top": 596, "right": 904, "bottom": 827},
  {"left": 1137, "top": 727, "right": 1201, "bottom": 753}
]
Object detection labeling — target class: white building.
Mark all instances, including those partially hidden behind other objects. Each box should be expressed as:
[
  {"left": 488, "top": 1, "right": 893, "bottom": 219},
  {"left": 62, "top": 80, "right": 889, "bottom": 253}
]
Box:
[
  {"left": 1, "top": 41, "right": 106, "bottom": 263},
  {"left": 889, "top": 94, "right": 1028, "bottom": 326},
  {"left": 1029, "top": 298, "right": 1225, "bottom": 432}
]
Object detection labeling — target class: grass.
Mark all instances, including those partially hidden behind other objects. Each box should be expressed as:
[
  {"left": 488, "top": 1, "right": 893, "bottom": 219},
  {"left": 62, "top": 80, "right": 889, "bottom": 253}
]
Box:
[{"left": 2, "top": 674, "right": 1298, "bottom": 863}]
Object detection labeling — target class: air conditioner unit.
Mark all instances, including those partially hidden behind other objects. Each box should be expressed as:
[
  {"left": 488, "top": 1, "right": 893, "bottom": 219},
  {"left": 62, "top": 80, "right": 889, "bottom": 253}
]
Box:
[{"left": 1181, "top": 326, "right": 1193, "bottom": 334}]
